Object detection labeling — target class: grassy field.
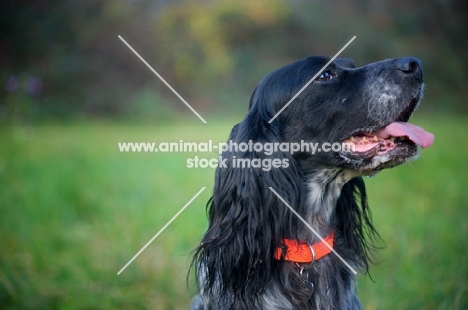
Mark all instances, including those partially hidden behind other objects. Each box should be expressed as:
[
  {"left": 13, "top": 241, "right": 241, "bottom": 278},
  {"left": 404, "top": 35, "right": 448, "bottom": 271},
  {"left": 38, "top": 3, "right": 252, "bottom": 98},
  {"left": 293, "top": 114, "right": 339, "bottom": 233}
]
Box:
[{"left": 1, "top": 114, "right": 467, "bottom": 309}]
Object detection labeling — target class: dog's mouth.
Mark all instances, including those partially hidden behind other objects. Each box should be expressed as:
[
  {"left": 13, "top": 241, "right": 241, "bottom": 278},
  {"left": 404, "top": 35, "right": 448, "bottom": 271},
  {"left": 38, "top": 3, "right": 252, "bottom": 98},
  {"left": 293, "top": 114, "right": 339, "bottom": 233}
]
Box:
[{"left": 340, "top": 99, "right": 434, "bottom": 173}]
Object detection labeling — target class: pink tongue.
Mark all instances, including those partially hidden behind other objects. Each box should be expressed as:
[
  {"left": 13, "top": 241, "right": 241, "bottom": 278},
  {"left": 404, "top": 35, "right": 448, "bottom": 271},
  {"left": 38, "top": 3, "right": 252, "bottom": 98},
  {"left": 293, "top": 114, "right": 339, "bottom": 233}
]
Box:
[{"left": 376, "top": 122, "right": 434, "bottom": 148}]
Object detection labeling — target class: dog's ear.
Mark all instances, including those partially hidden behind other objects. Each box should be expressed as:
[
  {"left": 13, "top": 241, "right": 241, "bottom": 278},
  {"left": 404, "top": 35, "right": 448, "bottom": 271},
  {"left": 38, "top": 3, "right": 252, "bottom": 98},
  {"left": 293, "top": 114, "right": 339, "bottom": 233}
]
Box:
[
  {"left": 334, "top": 177, "right": 381, "bottom": 273},
  {"left": 335, "top": 58, "right": 356, "bottom": 69},
  {"left": 192, "top": 89, "right": 306, "bottom": 307}
]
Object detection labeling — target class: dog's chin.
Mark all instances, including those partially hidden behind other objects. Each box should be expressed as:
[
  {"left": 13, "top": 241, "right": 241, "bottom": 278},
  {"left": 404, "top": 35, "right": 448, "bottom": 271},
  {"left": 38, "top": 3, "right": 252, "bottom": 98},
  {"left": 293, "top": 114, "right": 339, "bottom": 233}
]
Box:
[{"left": 339, "top": 140, "right": 418, "bottom": 176}]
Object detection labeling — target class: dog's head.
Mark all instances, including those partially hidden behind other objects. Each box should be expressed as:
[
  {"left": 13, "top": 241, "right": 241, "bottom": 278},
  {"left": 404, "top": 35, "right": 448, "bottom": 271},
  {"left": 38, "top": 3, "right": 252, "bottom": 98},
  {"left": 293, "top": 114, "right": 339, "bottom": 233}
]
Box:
[{"left": 251, "top": 56, "right": 434, "bottom": 175}]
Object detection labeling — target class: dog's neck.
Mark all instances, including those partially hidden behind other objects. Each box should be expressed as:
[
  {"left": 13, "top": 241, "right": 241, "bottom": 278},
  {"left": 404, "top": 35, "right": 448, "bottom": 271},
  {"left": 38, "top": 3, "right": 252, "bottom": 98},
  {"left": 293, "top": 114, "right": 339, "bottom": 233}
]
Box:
[{"left": 306, "top": 168, "right": 353, "bottom": 233}]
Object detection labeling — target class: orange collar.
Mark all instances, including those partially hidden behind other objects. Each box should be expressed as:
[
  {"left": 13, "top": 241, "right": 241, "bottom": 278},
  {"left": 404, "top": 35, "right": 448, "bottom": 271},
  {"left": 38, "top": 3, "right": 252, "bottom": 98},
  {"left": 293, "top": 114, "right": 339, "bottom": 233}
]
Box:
[{"left": 274, "top": 232, "right": 334, "bottom": 263}]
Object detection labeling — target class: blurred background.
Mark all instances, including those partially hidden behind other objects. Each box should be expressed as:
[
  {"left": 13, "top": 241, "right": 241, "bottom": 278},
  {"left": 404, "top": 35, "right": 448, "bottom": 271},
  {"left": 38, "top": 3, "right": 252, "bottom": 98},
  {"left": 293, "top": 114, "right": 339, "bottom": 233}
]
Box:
[{"left": 1, "top": 0, "right": 467, "bottom": 309}]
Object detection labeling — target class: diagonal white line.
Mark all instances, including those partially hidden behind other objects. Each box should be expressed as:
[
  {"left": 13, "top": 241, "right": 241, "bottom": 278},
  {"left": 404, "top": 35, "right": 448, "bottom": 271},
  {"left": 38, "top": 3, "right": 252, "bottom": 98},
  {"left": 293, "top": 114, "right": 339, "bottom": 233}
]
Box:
[
  {"left": 117, "top": 187, "right": 206, "bottom": 275},
  {"left": 118, "top": 35, "right": 207, "bottom": 124},
  {"left": 268, "top": 36, "right": 356, "bottom": 123},
  {"left": 268, "top": 186, "right": 358, "bottom": 275}
]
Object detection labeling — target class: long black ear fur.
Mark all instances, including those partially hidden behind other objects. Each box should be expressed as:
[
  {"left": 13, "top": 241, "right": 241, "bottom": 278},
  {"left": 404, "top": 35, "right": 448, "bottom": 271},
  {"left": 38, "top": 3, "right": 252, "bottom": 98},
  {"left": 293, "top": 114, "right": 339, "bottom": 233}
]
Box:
[{"left": 191, "top": 88, "right": 307, "bottom": 308}]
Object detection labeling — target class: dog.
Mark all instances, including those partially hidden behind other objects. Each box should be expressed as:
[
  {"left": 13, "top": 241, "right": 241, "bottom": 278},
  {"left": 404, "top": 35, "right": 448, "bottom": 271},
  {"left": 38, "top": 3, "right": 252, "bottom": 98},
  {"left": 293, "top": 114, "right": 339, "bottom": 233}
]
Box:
[{"left": 190, "top": 56, "right": 434, "bottom": 309}]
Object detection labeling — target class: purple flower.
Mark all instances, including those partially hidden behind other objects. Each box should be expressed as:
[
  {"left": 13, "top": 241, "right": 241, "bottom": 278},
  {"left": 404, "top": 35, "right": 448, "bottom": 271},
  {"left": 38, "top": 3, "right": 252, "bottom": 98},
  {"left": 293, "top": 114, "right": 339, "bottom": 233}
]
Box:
[{"left": 5, "top": 75, "right": 19, "bottom": 93}]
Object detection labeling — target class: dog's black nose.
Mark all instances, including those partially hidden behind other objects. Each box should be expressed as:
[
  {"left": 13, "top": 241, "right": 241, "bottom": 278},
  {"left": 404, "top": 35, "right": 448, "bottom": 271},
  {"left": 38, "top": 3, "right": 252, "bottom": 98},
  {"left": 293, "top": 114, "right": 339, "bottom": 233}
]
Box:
[{"left": 396, "top": 57, "right": 422, "bottom": 80}]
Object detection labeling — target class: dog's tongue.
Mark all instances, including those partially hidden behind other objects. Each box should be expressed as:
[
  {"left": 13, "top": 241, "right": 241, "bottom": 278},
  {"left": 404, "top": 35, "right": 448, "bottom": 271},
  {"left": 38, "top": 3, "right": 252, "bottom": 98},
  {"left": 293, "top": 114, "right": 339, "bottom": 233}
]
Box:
[{"left": 376, "top": 122, "right": 434, "bottom": 148}]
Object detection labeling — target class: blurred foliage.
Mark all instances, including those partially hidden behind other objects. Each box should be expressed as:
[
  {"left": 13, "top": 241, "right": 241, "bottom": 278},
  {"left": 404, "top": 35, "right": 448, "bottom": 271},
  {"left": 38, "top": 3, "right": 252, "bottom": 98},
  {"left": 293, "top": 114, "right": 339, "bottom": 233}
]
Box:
[
  {"left": 154, "top": 0, "right": 289, "bottom": 94},
  {"left": 1, "top": 0, "right": 467, "bottom": 120}
]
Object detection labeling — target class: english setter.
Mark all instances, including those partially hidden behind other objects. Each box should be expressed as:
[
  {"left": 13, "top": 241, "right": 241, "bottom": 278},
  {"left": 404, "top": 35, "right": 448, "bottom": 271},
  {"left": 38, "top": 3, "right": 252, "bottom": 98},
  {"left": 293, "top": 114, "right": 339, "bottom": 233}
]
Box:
[{"left": 190, "top": 56, "right": 434, "bottom": 309}]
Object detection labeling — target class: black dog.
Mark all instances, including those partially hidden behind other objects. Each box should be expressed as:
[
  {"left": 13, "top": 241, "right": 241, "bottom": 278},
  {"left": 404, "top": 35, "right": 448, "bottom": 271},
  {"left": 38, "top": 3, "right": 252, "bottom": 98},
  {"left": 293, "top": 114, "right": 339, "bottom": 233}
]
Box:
[{"left": 190, "top": 56, "right": 434, "bottom": 309}]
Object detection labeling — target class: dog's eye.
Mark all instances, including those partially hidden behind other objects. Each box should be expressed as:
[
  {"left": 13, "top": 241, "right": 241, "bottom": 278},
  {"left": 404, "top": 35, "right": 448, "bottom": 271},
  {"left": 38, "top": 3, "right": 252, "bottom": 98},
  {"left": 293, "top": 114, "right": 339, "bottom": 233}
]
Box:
[{"left": 317, "top": 71, "right": 335, "bottom": 82}]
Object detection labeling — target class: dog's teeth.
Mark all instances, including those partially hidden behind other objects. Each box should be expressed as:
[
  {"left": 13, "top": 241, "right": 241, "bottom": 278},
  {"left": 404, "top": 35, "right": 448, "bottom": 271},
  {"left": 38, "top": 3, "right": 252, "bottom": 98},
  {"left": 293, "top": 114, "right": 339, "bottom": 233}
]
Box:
[
  {"left": 362, "top": 137, "right": 367, "bottom": 142},
  {"left": 390, "top": 137, "right": 395, "bottom": 141},
  {"left": 350, "top": 136, "right": 356, "bottom": 142},
  {"left": 373, "top": 136, "right": 378, "bottom": 141}
]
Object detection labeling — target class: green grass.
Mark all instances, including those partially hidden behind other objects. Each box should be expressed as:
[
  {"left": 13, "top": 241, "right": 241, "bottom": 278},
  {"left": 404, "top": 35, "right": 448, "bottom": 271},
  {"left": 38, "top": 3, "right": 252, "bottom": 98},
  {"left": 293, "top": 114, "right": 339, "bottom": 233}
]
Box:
[{"left": 0, "top": 115, "right": 467, "bottom": 309}]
